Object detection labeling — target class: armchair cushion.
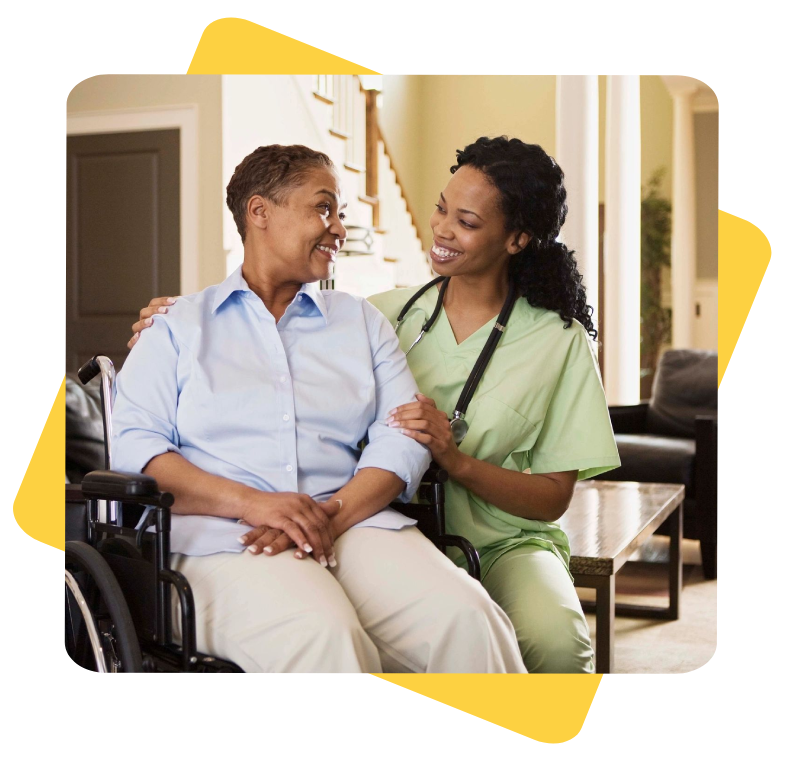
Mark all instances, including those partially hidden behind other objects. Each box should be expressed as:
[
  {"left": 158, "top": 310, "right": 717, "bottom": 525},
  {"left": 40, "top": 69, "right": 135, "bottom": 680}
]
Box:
[
  {"left": 646, "top": 349, "right": 717, "bottom": 438},
  {"left": 610, "top": 434, "right": 696, "bottom": 497}
]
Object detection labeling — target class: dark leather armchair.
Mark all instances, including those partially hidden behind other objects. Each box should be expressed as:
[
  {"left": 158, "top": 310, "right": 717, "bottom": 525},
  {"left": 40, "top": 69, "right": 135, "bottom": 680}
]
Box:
[{"left": 597, "top": 349, "right": 718, "bottom": 578}]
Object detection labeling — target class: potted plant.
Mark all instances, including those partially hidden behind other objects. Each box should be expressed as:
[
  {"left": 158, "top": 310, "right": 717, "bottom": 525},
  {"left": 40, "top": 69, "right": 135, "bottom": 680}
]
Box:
[{"left": 640, "top": 168, "right": 672, "bottom": 399}]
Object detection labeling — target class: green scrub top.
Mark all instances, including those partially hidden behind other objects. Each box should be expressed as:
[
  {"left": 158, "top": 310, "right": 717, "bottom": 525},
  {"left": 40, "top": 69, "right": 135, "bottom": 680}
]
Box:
[{"left": 368, "top": 284, "right": 621, "bottom": 580}]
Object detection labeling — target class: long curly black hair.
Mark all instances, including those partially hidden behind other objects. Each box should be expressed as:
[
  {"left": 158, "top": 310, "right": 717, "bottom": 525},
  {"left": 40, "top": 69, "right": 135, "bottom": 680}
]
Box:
[{"left": 452, "top": 136, "right": 596, "bottom": 338}]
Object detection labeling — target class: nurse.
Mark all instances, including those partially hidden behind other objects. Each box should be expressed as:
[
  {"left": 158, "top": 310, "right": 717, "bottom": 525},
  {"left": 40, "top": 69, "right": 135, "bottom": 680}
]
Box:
[
  {"left": 130, "top": 136, "right": 620, "bottom": 673},
  {"left": 369, "top": 137, "right": 621, "bottom": 673}
]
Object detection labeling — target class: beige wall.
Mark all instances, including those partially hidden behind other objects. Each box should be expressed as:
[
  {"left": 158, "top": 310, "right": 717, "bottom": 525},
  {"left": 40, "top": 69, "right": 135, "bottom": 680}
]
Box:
[
  {"left": 67, "top": 75, "right": 225, "bottom": 290},
  {"left": 640, "top": 76, "right": 674, "bottom": 199},
  {"left": 381, "top": 76, "right": 679, "bottom": 251},
  {"left": 380, "top": 76, "right": 556, "bottom": 240},
  {"left": 379, "top": 76, "right": 425, "bottom": 231},
  {"left": 695, "top": 111, "right": 718, "bottom": 279}
]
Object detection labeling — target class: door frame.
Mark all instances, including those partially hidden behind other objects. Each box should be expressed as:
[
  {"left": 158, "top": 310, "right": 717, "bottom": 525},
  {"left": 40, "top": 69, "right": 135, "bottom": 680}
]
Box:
[{"left": 67, "top": 105, "right": 199, "bottom": 295}]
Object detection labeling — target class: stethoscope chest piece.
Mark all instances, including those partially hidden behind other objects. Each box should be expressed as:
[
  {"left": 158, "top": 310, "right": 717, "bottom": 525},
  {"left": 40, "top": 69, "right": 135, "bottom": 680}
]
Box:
[{"left": 450, "top": 415, "right": 469, "bottom": 444}]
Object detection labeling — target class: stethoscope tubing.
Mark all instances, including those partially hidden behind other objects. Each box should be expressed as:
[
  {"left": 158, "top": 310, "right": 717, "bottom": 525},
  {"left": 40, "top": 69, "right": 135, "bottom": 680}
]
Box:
[{"left": 394, "top": 276, "right": 519, "bottom": 443}]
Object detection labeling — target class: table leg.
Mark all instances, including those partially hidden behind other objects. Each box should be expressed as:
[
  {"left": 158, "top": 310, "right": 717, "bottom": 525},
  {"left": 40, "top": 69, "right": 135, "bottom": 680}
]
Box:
[
  {"left": 668, "top": 501, "right": 683, "bottom": 620},
  {"left": 595, "top": 575, "right": 615, "bottom": 674}
]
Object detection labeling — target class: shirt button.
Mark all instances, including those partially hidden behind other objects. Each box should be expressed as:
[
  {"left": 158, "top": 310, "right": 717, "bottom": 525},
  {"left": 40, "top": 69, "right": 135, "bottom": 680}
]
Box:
[
  {"left": 279, "top": 375, "right": 288, "bottom": 383},
  {"left": 283, "top": 414, "right": 290, "bottom": 422},
  {"left": 286, "top": 464, "right": 293, "bottom": 472}
]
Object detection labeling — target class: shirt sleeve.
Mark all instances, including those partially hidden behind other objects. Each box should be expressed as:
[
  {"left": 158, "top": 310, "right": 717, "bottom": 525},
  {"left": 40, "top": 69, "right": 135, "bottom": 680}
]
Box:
[
  {"left": 111, "top": 316, "right": 183, "bottom": 474},
  {"left": 355, "top": 300, "right": 431, "bottom": 501},
  {"left": 528, "top": 326, "right": 621, "bottom": 480}
]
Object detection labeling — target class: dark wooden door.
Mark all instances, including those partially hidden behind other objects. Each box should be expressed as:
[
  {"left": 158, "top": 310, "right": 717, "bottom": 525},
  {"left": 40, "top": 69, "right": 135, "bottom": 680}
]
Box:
[{"left": 66, "top": 129, "right": 180, "bottom": 372}]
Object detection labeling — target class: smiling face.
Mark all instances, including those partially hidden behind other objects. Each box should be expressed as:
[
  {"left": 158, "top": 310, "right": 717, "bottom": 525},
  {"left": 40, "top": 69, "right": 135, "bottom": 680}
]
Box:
[
  {"left": 428, "top": 165, "right": 527, "bottom": 280},
  {"left": 248, "top": 166, "right": 348, "bottom": 283}
]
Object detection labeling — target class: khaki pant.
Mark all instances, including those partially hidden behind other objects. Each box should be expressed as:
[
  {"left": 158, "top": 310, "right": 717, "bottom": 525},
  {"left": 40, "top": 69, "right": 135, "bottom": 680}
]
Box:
[{"left": 171, "top": 526, "right": 526, "bottom": 673}]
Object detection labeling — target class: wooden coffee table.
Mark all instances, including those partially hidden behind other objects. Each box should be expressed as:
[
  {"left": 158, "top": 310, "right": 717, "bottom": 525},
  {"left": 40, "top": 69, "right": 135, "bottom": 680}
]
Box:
[{"left": 557, "top": 481, "right": 685, "bottom": 674}]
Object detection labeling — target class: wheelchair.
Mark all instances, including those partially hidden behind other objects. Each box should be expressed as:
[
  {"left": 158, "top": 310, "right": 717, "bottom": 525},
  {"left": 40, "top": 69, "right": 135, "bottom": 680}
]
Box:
[{"left": 65, "top": 355, "right": 481, "bottom": 673}]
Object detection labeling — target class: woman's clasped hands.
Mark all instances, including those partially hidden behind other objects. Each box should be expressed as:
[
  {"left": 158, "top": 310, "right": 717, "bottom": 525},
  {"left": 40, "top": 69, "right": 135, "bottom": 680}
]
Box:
[{"left": 236, "top": 492, "right": 343, "bottom": 568}]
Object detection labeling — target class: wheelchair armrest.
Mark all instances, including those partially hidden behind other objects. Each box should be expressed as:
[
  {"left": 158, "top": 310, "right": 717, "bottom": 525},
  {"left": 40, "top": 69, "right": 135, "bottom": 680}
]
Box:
[
  {"left": 436, "top": 535, "right": 481, "bottom": 581},
  {"left": 390, "top": 462, "right": 482, "bottom": 581},
  {"left": 81, "top": 470, "right": 174, "bottom": 507},
  {"left": 423, "top": 463, "right": 449, "bottom": 485},
  {"left": 608, "top": 403, "right": 649, "bottom": 434}
]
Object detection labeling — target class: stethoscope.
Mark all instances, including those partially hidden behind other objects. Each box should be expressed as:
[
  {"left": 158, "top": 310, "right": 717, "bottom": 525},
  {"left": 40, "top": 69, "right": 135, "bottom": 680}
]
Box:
[{"left": 394, "top": 276, "right": 518, "bottom": 444}]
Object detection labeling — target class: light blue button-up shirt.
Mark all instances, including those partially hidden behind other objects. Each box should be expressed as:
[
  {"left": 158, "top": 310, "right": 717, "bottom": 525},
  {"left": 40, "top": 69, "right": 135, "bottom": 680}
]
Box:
[{"left": 111, "top": 266, "right": 430, "bottom": 555}]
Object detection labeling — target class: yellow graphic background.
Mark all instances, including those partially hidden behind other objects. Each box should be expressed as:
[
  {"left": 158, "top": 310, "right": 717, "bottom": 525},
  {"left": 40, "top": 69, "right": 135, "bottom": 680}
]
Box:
[{"left": 13, "top": 17, "right": 771, "bottom": 744}]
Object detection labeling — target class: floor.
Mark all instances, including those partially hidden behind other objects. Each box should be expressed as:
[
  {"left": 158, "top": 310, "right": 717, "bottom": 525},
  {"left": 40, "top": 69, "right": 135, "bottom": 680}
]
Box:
[{"left": 579, "top": 537, "right": 717, "bottom": 674}]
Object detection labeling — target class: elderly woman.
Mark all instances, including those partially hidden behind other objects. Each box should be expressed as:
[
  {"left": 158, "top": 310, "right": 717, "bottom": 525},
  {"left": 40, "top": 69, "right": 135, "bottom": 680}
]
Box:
[{"left": 112, "top": 144, "right": 525, "bottom": 673}]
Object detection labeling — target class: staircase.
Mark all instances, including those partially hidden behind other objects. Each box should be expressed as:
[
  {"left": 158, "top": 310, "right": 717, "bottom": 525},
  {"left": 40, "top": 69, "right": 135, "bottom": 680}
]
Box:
[
  {"left": 378, "top": 140, "right": 433, "bottom": 288},
  {"left": 297, "top": 75, "right": 432, "bottom": 296}
]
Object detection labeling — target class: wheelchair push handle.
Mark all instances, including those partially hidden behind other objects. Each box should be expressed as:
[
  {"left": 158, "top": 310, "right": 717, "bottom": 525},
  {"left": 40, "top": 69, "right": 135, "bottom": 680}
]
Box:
[
  {"left": 78, "top": 355, "right": 116, "bottom": 471},
  {"left": 78, "top": 356, "right": 101, "bottom": 385}
]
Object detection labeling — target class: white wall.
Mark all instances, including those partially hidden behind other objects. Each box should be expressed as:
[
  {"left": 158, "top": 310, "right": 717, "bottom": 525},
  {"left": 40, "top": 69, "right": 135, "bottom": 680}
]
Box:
[
  {"left": 222, "top": 76, "right": 330, "bottom": 272},
  {"left": 220, "top": 75, "right": 374, "bottom": 282}
]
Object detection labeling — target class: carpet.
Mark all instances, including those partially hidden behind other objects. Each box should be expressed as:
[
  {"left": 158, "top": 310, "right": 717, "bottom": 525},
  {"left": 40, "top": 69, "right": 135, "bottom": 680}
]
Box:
[{"left": 578, "top": 537, "right": 717, "bottom": 674}]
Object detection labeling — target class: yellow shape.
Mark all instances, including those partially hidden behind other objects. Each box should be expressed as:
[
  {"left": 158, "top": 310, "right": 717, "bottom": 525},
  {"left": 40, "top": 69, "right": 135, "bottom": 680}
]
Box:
[
  {"left": 718, "top": 210, "right": 771, "bottom": 385},
  {"left": 14, "top": 378, "right": 65, "bottom": 550},
  {"left": 14, "top": 18, "right": 769, "bottom": 742},
  {"left": 188, "top": 18, "right": 378, "bottom": 74},
  {"left": 375, "top": 674, "right": 601, "bottom": 742}
]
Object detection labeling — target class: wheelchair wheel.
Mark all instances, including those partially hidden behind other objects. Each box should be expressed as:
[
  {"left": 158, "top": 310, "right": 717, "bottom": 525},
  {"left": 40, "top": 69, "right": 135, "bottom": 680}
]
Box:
[{"left": 65, "top": 541, "right": 143, "bottom": 673}]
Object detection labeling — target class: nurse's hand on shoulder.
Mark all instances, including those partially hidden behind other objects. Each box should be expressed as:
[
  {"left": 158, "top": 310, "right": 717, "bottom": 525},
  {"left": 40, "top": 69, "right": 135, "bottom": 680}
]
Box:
[
  {"left": 127, "top": 296, "right": 179, "bottom": 349},
  {"left": 387, "top": 394, "right": 463, "bottom": 474}
]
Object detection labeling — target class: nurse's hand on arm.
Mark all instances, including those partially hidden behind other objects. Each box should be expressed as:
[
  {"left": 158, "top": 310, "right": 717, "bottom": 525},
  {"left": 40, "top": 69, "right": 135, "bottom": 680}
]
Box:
[
  {"left": 127, "top": 296, "right": 179, "bottom": 349},
  {"left": 388, "top": 393, "right": 577, "bottom": 523}
]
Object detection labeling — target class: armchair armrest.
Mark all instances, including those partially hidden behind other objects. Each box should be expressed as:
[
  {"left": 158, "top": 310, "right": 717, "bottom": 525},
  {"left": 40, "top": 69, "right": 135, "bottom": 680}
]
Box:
[{"left": 608, "top": 403, "right": 649, "bottom": 434}]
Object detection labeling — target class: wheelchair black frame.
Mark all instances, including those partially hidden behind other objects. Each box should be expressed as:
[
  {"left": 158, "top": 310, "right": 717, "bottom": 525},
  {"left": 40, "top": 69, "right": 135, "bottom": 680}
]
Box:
[
  {"left": 68, "top": 479, "right": 242, "bottom": 672},
  {"left": 66, "top": 354, "right": 482, "bottom": 674}
]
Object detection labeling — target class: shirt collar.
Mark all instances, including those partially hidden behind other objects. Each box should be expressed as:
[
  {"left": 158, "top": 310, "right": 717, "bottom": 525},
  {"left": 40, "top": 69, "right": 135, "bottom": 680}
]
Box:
[
  {"left": 299, "top": 281, "right": 328, "bottom": 323},
  {"left": 211, "top": 266, "right": 328, "bottom": 324},
  {"left": 211, "top": 265, "right": 249, "bottom": 313}
]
